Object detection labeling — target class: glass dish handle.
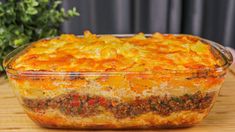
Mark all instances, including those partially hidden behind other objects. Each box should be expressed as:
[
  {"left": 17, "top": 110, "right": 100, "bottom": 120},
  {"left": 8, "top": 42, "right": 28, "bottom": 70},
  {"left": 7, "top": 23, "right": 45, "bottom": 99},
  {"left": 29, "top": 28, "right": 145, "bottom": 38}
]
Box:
[{"left": 214, "top": 43, "right": 233, "bottom": 66}]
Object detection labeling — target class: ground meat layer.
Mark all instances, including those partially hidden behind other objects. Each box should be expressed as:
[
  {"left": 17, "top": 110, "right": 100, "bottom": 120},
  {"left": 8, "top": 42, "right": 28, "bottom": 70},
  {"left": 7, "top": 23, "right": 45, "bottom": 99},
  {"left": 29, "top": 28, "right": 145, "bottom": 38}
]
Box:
[{"left": 22, "top": 91, "right": 216, "bottom": 119}]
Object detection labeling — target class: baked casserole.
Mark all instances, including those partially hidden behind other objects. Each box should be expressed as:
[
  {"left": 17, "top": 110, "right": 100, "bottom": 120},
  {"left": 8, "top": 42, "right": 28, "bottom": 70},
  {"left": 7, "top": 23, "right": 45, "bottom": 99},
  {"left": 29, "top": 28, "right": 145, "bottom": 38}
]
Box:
[{"left": 3, "top": 31, "right": 233, "bottom": 129}]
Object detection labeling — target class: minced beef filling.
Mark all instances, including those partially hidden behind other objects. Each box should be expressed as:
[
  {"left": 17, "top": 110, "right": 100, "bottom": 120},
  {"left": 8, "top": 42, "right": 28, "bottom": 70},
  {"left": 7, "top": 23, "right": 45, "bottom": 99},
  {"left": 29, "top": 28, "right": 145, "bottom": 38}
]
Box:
[{"left": 23, "top": 91, "right": 215, "bottom": 119}]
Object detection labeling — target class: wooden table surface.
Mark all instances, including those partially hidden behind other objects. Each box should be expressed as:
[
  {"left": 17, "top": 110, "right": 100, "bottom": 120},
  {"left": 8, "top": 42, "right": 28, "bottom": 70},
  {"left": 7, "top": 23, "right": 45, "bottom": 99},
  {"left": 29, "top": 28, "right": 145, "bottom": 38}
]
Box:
[{"left": 1, "top": 68, "right": 235, "bottom": 132}]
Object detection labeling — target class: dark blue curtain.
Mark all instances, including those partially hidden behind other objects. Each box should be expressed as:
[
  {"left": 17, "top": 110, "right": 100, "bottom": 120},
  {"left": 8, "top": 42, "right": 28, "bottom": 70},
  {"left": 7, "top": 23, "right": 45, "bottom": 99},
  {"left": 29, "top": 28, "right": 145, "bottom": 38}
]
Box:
[{"left": 62, "top": 0, "right": 235, "bottom": 48}]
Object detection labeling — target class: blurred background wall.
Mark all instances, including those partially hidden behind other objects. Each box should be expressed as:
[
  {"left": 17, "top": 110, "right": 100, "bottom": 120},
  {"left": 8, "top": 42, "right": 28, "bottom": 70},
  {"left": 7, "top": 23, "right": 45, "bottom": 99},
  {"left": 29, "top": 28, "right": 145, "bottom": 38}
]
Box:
[{"left": 62, "top": 0, "right": 235, "bottom": 48}]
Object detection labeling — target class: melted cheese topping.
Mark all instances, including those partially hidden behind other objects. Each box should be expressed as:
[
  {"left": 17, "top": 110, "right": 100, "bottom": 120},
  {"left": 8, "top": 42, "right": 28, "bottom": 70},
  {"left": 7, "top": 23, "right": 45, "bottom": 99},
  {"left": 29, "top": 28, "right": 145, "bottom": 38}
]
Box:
[{"left": 10, "top": 31, "right": 221, "bottom": 72}]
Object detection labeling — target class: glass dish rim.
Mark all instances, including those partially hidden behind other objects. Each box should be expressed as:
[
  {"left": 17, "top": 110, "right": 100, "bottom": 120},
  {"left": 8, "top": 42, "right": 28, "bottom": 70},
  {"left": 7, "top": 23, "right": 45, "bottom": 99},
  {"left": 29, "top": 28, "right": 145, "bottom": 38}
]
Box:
[{"left": 3, "top": 34, "right": 233, "bottom": 76}]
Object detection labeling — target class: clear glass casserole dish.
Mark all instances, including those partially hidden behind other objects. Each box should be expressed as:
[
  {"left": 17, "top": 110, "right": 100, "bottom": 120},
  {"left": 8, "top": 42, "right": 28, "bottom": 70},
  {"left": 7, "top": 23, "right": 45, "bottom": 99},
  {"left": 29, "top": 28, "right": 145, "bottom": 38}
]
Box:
[{"left": 3, "top": 33, "right": 233, "bottom": 129}]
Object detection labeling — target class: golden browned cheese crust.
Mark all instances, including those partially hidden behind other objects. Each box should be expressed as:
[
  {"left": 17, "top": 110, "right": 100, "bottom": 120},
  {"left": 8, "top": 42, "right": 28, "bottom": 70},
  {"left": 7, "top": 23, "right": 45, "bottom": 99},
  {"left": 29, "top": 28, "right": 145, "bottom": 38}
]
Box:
[{"left": 10, "top": 31, "right": 221, "bottom": 72}]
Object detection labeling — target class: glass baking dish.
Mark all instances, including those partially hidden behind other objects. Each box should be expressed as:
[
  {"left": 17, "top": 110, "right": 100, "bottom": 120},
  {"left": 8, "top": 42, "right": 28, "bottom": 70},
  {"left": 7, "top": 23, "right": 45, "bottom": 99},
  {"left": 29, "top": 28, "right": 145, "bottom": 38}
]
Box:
[{"left": 3, "top": 34, "right": 233, "bottom": 129}]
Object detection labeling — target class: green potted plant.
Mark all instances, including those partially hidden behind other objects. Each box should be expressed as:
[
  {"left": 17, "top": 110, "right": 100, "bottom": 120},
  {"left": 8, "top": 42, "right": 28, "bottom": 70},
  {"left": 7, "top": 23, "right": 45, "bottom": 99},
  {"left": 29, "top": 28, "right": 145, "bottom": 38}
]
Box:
[{"left": 0, "top": 0, "right": 79, "bottom": 73}]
